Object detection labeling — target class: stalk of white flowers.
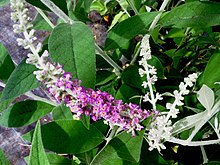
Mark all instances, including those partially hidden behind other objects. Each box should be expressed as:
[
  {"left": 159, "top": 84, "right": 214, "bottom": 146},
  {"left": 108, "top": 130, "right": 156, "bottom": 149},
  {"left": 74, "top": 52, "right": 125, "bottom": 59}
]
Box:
[
  {"left": 138, "top": 34, "right": 163, "bottom": 110},
  {"left": 10, "top": 0, "right": 65, "bottom": 104},
  {"left": 146, "top": 73, "right": 198, "bottom": 151},
  {"left": 10, "top": 0, "right": 42, "bottom": 62}
]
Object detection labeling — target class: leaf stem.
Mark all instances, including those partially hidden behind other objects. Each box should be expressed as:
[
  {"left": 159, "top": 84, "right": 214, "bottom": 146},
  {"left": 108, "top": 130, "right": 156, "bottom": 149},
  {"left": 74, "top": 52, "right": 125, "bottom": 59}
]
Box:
[
  {"left": 105, "top": 126, "right": 118, "bottom": 144},
  {"left": 34, "top": 7, "right": 55, "bottom": 28},
  {"left": 40, "top": 0, "right": 74, "bottom": 24},
  {"left": 91, "top": 126, "right": 118, "bottom": 164},
  {"left": 148, "top": 0, "right": 170, "bottom": 34},
  {"left": 116, "top": 0, "right": 131, "bottom": 17},
  {"left": 95, "top": 44, "right": 123, "bottom": 72},
  {"left": 25, "top": 91, "right": 58, "bottom": 106},
  {"left": 0, "top": 81, "right": 57, "bottom": 106},
  {"left": 126, "top": 0, "right": 138, "bottom": 15},
  {"left": 200, "top": 146, "right": 208, "bottom": 164},
  {"left": 130, "top": 45, "right": 140, "bottom": 65},
  {"left": 168, "top": 137, "right": 220, "bottom": 146}
]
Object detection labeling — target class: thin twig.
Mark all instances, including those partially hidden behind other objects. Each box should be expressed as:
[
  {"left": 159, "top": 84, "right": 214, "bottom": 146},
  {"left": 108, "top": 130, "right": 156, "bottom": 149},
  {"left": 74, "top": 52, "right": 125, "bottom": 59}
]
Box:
[
  {"left": 126, "top": 0, "right": 138, "bottom": 15},
  {"left": 34, "top": 7, "right": 55, "bottom": 28}
]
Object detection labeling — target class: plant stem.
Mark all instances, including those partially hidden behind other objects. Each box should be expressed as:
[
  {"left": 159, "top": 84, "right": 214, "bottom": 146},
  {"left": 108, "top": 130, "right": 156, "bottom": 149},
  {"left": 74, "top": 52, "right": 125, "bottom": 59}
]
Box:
[
  {"left": 39, "top": 0, "right": 122, "bottom": 73},
  {"left": 145, "top": 62, "right": 156, "bottom": 110},
  {"left": 0, "top": 81, "right": 57, "bottom": 106},
  {"left": 148, "top": 0, "right": 170, "bottom": 34},
  {"left": 25, "top": 91, "right": 58, "bottom": 106},
  {"left": 168, "top": 137, "right": 220, "bottom": 146},
  {"left": 126, "top": 0, "right": 138, "bottom": 15},
  {"left": 95, "top": 44, "right": 123, "bottom": 72},
  {"left": 34, "top": 7, "right": 55, "bottom": 28},
  {"left": 40, "top": 0, "right": 74, "bottom": 24},
  {"left": 116, "top": 0, "right": 131, "bottom": 17},
  {"left": 141, "top": 0, "right": 171, "bottom": 110},
  {"left": 105, "top": 126, "right": 118, "bottom": 144},
  {"left": 91, "top": 126, "right": 118, "bottom": 164},
  {"left": 200, "top": 146, "right": 208, "bottom": 164},
  {"left": 130, "top": 45, "right": 140, "bottom": 65},
  {"left": 130, "top": 0, "right": 170, "bottom": 64}
]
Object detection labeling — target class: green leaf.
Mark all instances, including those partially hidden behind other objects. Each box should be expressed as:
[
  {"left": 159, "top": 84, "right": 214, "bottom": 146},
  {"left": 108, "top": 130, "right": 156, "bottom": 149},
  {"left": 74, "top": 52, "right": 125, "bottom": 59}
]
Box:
[
  {"left": 199, "top": 51, "right": 220, "bottom": 88},
  {"left": 203, "top": 161, "right": 220, "bottom": 165},
  {"left": 165, "top": 28, "right": 186, "bottom": 38},
  {"left": 0, "top": 100, "right": 54, "bottom": 127},
  {"left": 91, "top": 131, "right": 144, "bottom": 165},
  {"left": 23, "top": 120, "right": 105, "bottom": 154},
  {"left": 52, "top": 104, "right": 73, "bottom": 120},
  {"left": 84, "top": 0, "right": 93, "bottom": 12},
  {"left": 0, "top": 148, "right": 10, "bottom": 165},
  {"left": 96, "top": 70, "right": 117, "bottom": 86},
  {"left": 81, "top": 114, "right": 90, "bottom": 130},
  {"left": 100, "top": 81, "right": 117, "bottom": 96},
  {"left": 197, "top": 85, "right": 214, "bottom": 111},
  {"left": 0, "top": 0, "right": 9, "bottom": 6},
  {"left": 148, "top": 55, "right": 164, "bottom": 79},
  {"left": 28, "top": 121, "right": 50, "bottom": 165},
  {"left": 32, "top": 14, "right": 53, "bottom": 31},
  {"left": 92, "top": 120, "right": 108, "bottom": 136},
  {"left": 132, "top": 0, "right": 141, "bottom": 11},
  {"left": 108, "top": 11, "right": 125, "bottom": 30},
  {"left": 0, "top": 60, "right": 40, "bottom": 102},
  {"left": 121, "top": 65, "right": 143, "bottom": 89},
  {"left": 75, "top": 148, "right": 99, "bottom": 165},
  {"left": 105, "top": 12, "right": 158, "bottom": 50},
  {"left": 47, "top": 153, "right": 78, "bottom": 165},
  {"left": 139, "top": 140, "right": 168, "bottom": 165},
  {"left": 48, "top": 23, "right": 96, "bottom": 88},
  {"left": 26, "top": 0, "right": 68, "bottom": 14},
  {"left": 115, "top": 84, "right": 139, "bottom": 103},
  {"left": 0, "top": 92, "right": 14, "bottom": 113},
  {"left": 0, "top": 44, "right": 15, "bottom": 81},
  {"left": 90, "top": 0, "right": 107, "bottom": 15},
  {"left": 160, "top": 1, "right": 220, "bottom": 28}
]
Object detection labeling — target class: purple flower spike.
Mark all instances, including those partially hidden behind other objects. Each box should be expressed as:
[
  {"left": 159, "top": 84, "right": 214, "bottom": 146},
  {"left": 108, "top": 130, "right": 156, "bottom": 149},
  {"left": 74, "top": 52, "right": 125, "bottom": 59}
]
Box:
[{"left": 41, "top": 59, "right": 153, "bottom": 136}]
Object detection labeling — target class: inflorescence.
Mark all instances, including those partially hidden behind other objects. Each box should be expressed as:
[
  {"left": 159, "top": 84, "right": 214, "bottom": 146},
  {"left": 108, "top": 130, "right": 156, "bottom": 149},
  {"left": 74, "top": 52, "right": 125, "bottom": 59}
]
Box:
[
  {"left": 33, "top": 51, "right": 152, "bottom": 136},
  {"left": 10, "top": 0, "right": 154, "bottom": 137},
  {"left": 10, "top": 0, "right": 199, "bottom": 147}
]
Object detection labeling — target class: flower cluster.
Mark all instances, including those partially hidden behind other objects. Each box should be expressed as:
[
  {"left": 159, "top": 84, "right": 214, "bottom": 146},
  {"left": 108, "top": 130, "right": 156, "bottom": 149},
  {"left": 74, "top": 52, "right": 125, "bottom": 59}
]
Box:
[
  {"left": 147, "top": 115, "right": 172, "bottom": 151},
  {"left": 10, "top": 0, "right": 32, "bottom": 34},
  {"left": 11, "top": 0, "right": 42, "bottom": 64},
  {"left": 10, "top": 0, "right": 153, "bottom": 136},
  {"left": 147, "top": 73, "right": 198, "bottom": 151},
  {"left": 166, "top": 73, "right": 198, "bottom": 118},
  {"left": 43, "top": 61, "right": 152, "bottom": 136},
  {"left": 138, "top": 34, "right": 163, "bottom": 109},
  {"left": 29, "top": 50, "right": 152, "bottom": 136},
  {"left": 65, "top": 87, "right": 151, "bottom": 136}
]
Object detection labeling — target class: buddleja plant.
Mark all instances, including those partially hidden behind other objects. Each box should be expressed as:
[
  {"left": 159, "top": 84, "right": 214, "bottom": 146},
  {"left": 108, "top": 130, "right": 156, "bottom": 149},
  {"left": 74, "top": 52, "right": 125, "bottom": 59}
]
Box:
[{"left": 0, "top": 0, "right": 220, "bottom": 164}]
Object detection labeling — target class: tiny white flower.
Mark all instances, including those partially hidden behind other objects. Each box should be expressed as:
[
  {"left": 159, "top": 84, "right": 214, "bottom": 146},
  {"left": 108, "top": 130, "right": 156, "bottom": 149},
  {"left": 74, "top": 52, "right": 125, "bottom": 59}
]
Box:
[
  {"left": 143, "top": 93, "right": 150, "bottom": 102},
  {"left": 189, "top": 73, "right": 198, "bottom": 82},
  {"left": 155, "top": 92, "right": 163, "bottom": 101},
  {"left": 150, "top": 75, "right": 158, "bottom": 84},
  {"left": 184, "top": 77, "right": 193, "bottom": 87},
  {"left": 173, "top": 90, "right": 184, "bottom": 105},
  {"left": 138, "top": 68, "right": 146, "bottom": 77},
  {"left": 149, "top": 66, "right": 157, "bottom": 75},
  {"left": 142, "top": 81, "right": 148, "bottom": 89}
]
